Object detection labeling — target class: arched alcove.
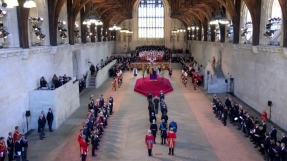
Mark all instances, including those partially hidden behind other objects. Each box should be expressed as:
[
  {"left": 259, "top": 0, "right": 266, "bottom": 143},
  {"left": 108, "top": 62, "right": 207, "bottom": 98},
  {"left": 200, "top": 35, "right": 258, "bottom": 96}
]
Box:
[
  {"left": 57, "top": 2, "right": 68, "bottom": 45},
  {"left": 240, "top": 3, "right": 252, "bottom": 44}
]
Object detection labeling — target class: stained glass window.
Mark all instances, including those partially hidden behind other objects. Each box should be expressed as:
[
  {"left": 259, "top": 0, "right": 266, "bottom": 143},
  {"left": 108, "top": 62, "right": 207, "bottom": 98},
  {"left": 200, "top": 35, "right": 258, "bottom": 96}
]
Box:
[{"left": 138, "top": 0, "right": 164, "bottom": 38}]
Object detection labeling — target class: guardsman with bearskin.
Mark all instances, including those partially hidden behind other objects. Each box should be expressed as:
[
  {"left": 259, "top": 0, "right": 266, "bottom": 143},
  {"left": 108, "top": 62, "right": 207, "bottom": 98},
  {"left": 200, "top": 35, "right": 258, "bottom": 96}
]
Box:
[
  {"left": 167, "top": 127, "right": 177, "bottom": 155},
  {"left": 13, "top": 126, "right": 20, "bottom": 143},
  {"left": 79, "top": 136, "right": 88, "bottom": 161}
]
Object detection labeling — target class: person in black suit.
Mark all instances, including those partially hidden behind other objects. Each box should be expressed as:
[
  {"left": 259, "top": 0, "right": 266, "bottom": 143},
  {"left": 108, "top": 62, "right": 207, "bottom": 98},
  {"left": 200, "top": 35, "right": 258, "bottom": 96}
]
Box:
[
  {"left": 150, "top": 120, "right": 158, "bottom": 144},
  {"left": 14, "top": 137, "right": 22, "bottom": 161},
  {"left": 147, "top": 91, "right": 153, "bottom": 103},
  {"left": 109, "top": 95, "right": 114, "bottom": 115},
  {"left": 41, "top": 111, "right": 47, "bottom": 135},
  {"left": 244, "top": 113, "right": 251, "bottom": 137},
  {"left": 161, "top": 112, "right": 168, "bottom": 124},
  {"left": 281, "top": 133, "right": 287, "bottom": 146},
  {"left": 262, "top": 132, "right": 270, "bottom": 161},
  {"left": 7, "top": 132, "right": 14, "bottom": 161},
  {"left": 153, "top": 96, "right": 159, "bottom": 114},
  {"left": 222, "top": 106, "right": 228, "bottom": 126},
  {"left": 47, "top": 108, "right": 54, "bottom": 132},
  {"left": 280, "top": 142, "right": 287, "bottom": 161},
  {"left": 40, "top": 77, "right": 48, "bottom": 88},
  {"left": 99, "top": 95, "right": 104, "bottom": 107},
  {"left": 20, "top": 135, "right": 28, "bottom": 161},
  {"left": 150, "top": 113, "right": 156, "bottom": 124},
  {"left": 38, "top": 114, "right": 45, "bottom": 140},
  {"left": 270, "top": 125, "right": 277, "bottom": 142}
]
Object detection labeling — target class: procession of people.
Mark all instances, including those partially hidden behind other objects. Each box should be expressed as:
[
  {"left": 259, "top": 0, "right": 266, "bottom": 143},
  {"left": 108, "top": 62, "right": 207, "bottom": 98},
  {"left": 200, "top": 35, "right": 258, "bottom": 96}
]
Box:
[{"left": 145, "top": 91, "right": 177, "bottom": 156}]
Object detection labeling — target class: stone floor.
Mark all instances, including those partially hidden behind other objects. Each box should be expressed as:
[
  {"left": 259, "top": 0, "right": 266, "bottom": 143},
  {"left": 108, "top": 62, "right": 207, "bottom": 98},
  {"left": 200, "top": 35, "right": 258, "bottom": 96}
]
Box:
[{"left": 26, "top": 63, "right": 267, "bottom": 161}]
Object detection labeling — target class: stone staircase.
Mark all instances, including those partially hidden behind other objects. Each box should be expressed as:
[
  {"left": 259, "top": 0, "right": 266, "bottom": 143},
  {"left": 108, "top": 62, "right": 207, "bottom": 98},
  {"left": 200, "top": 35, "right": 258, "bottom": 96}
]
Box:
[
  {"left": 89, "top": 73, "right": 97, "bottom": 88},
  {"left": 205, "top": 63, "right": 229, "bottom": 93}
]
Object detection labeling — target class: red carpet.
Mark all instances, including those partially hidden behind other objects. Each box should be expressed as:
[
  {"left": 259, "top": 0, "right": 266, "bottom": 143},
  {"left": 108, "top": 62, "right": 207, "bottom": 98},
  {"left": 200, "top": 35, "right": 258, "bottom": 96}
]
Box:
[{"left": 134, "top": 76, "right": 173, "bottom": 96}]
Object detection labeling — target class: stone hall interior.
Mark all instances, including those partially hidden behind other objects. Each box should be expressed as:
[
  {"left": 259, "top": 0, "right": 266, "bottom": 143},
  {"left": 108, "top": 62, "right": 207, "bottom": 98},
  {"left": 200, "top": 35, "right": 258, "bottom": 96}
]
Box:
[{"left": 0, "top": 0, "right": 287, "bottom": 161}]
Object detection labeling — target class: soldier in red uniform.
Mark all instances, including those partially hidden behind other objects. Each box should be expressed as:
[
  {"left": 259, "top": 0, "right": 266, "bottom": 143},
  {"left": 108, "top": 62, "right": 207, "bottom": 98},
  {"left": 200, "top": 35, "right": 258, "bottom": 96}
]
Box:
[
  {"left": 77, "top": 129, "right": 83, "bottom": 156},
  {"left": 0, "top": 137, "right": 6, "bottom": 161},
  {"left": 79, "top": 136, "right": 88, "bottom": 161},
  {"left": 145, "top": 130, "right": 154, "bottom": 156},
  {"left": 13, "top": 126, "right": 20, "bottom": 143},
  {"left": 167, "top": 127, "right": 177, "bottom": 155}
]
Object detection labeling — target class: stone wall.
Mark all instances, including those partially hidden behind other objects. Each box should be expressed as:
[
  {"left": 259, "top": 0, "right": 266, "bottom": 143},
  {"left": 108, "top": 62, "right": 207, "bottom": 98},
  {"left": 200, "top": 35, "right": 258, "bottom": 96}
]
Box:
[
  {"left": 190, "top": 40, "right": 287, "bottom": 130},
  {"left": 0, "top": 42, "right": 115, "bottom": 137}
]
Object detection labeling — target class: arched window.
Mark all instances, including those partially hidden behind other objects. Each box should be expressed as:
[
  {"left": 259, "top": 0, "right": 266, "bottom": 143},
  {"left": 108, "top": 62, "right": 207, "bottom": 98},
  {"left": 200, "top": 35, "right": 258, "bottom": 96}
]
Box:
[{"left": 138, "top": 0, "right": 164, "bottom": 38}]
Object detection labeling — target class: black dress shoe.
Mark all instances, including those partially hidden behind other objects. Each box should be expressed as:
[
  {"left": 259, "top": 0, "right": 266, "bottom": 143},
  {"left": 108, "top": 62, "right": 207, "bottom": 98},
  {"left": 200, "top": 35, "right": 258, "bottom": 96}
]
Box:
[
  {"left": 40, "top": 139, "right": 43, "bottom": 140},
  {"left": 49, "top": 130, "right": 54, "bottom": 132}
]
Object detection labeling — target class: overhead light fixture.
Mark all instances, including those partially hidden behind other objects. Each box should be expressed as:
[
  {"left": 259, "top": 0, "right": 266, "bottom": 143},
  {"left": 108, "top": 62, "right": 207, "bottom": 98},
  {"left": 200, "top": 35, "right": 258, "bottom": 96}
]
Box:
[
  {"left": 210, "top": 9, "right": 229, "bottom": 25},
  {"left": 23, "top": 0, "right": 36, "bottom": 8},
  {"left": 177, "top": 25, "right": 186, "bottom": 32},
  {"left": 120, "top": 25, "right": 128, "bottom": 33},
  {"left": 5, "top": 0, "right": 19, "bottom": 8},
  {"left": 83, "top": 7, "right": 103, "bottom": 26},
  {"left": 109, "top": 24, "right": 121, "bottom": 31}
]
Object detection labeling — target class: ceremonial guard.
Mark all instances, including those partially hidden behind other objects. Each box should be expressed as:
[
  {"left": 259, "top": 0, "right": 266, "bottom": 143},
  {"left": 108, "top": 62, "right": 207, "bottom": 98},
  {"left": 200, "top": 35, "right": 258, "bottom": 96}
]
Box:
[
  {"left": 183, "top": 71, "right": 188, "bottom": 87},
  {"left": 79, "top": 136, "right": 88, "bottom": 161},
  {"left": 0, "top": 137, "right": 6, "bottom": 161},
  {"left": 91, "top": 130, "right": 98, "bottom": 157},
  {"left": 117, "top": 71, "right": 122, "bottom": 88},
  {"left": 145, "top": 130, "right": 154, "bottom": 156},
  {"left": 159, "top": 120, "right": 167, "bottom": 144},
  {"left": 169, "top": 119, "right": 178, "bottom": 133},
  {"left": 112, "top": 78, "right": 117, "bottom": 91},
  {"left": 150, "top": 120, "right": 158, "bottom": 144},
  {"left": 181, "top": 70, "right": 184, "bottom": 83},
  {"left": 7, "top": 132, "right": 14, "bottom": 161},
  {"left": 13, "top": 126, "right": 20, "bottom": 143},
  {"left": 167, "top": 128, "right": 177, "bottom": 155}
]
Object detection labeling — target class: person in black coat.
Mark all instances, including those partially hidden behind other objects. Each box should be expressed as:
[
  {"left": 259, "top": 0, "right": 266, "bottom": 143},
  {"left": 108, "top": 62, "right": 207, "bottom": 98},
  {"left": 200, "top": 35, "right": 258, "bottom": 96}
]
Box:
[
  {"left": 41, "top": 111, "right": 47, "bottom": 135},
  {"left": 99, "top": 95, "right": 104, "bottom": 107},
  {"left": 147, "top": 92, "right": 153, "bottom": 103},
  {"left": 281, "top": 133, "right": 287, "bottom": 145},
  {"left": 109, "top": 95, "right": 114, "bottom": 115},
  {"left": 47, "top": 108, "right": 54, "bottom": 132},
  {"left": 14, "top": 137, "right": 22, "bottom": 161},
  {"left": 270, "top": 125, "right": 277, "bottom": 142},
  {"left": 40, "top": 77, "right": 48, "bottom": 88},
  {"left": 91, "top": 131, "right": 98, "bottom": 157},
  {"left": 280, "top": 142, "right": 287, "bottom": 161},
  {"left": 38, "top": 114, "right": 45, "bottom": 140},
  {"left": 222, "top": 106, "right": 228, "bottom": 126},
  {"left": 161, "top": 112, "right": 168, "bottom": 124},
  {"left": 20, "top": 135, "right": 28, "bottom": 161},
  {"left": 262, "top": 133, "right": 270, "bottom": 161},
  {"left": 149, "top": 113, "right": 156, "bottom": 124},
  {"left": 7, "top": 132, "right": 14, "bottom": 161},
  {"left": 153, "top": 96, "right": 159, "bottom": 114}
]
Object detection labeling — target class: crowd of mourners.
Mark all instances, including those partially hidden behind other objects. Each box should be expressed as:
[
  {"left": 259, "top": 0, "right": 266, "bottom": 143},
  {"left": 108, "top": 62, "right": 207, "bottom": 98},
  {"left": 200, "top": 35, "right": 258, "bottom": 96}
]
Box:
[
  {"left": 212, "top": 94, "right": 287, "bottom": 161},
  {"left": 39, "top": 74, "right": 71, "bottom": 89},
  {"left": 109, "top": 56, "right": 137, "bottom": 77},
  {"left": 77, "top": 94, "right": 114, "bottom": 160}
]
